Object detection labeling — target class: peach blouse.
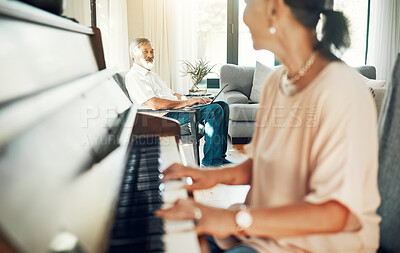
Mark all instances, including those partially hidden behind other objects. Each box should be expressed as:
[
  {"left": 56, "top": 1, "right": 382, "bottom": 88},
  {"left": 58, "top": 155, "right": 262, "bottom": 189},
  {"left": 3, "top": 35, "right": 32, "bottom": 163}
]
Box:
[{"left": 217, "top": 62, "right": 381, "bottom": 253}]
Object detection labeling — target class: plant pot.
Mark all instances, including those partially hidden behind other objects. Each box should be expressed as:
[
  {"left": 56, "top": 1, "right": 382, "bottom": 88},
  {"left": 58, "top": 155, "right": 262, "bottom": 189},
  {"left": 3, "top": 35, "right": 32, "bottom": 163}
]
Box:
[
  {"left": 189, "top": 89, "right": 208, "bottom": 96},
  {"left": 189, "top": 83, "right": 207, "bottom": 96}
]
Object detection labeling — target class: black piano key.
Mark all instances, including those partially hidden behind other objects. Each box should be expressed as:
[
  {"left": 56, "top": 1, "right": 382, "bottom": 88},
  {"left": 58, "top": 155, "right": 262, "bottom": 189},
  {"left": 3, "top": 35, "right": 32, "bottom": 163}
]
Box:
[
  {"left": 123, "top": 174, "right": 135, "bottom": 184},
  {"left": 140, "top": 154, "right": 160, "bottom": 163},
  {"left": 137, "top": 164, "right": 160, "bottom": 173},
  {"left": 138, "top": 161, "right": 160, "bottom": 171},
  {"left": 139, "top": 145, "right": 161, "bottom": 154},
  {"left": 108, "top": 234, "right": 164, "bottom": 253},
  {"left": 131, "top": 190, "right": 162, "bottom": 204},
  {"left": 108, "top": 136, "right": 164, "bottom": 252},
  {"left": 118, "top": 190, "right": 162, "bottom": 207},
  {"left": 116, "top": 202, "right": 162, "bottom": 219},
  {"left": 138, "top": 158, "right": 160, "bottom": 167},
  {"left": 132, "top": 137, "right": 160, "bottom": 148},
  {"left": 120, "top": 181, "right": 162, "bottom": 193},
  {"left": 111, "top": 216, "right": 164, "bottom": 238},
  {"left": 136, "top": 181, "right": 162, "bottom": 192},
  {"left": 136, "top": 172, "right": 161, "bottom": 183}
]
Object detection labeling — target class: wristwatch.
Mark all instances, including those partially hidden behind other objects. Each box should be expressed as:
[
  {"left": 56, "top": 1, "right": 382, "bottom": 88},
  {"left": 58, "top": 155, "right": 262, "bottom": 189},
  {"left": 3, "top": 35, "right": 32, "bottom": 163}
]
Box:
[{"left": 235, "top": 206, "right": 253, "bottom": 234}]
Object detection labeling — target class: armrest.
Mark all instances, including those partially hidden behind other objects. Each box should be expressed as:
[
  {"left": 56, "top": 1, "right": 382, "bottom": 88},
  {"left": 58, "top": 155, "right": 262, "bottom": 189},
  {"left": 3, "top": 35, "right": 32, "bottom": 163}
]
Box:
[{"left": 220, "top": 91, "right": 249, "bottom": 105}]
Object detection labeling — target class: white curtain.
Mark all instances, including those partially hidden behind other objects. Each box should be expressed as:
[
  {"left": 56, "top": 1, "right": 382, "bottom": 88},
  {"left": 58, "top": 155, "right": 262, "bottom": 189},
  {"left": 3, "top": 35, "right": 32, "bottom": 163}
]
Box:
[
  {"left": 63, "top": 0, "right": 91, "bottom": 26},
  {"left": 367, "top": 0, "right": 400, "bottom": 85},
  {"left": 97, "top": 0, "right": 130, "bottom": 72},
  {"left": 143, "top": 0, "right": 197, "bottom": 93}
]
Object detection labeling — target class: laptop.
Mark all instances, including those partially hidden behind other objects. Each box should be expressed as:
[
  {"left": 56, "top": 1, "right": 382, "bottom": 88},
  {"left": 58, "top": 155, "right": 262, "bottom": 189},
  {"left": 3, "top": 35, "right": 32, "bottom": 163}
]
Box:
[{"left": 188, "top": 84, "right": 228, "bottom": 108}]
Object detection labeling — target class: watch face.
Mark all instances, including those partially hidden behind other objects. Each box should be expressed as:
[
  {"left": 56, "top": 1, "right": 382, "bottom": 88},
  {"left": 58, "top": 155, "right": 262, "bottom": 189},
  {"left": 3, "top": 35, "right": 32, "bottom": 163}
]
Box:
[{"left": 236, "top": 210, "right": 253, "bottom": 229}]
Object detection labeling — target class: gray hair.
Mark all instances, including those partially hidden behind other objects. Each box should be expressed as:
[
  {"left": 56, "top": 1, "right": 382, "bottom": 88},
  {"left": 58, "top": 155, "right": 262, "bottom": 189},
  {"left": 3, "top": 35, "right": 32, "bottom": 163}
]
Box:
[{"left": 129, "top": 38, "right": 152, "bottom": 61}]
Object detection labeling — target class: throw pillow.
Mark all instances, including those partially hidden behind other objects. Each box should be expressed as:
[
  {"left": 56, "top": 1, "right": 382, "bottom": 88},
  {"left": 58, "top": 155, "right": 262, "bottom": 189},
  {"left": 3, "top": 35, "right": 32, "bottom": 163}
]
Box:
[
  {"left": 250, "top": 61, "right": 273, "bottom": 103},
  {"left": 360, "top": 74, "right": 386, "bottom": 88},
  {"left": 368, "top": 87, "right": 376, "bottom": 100}
]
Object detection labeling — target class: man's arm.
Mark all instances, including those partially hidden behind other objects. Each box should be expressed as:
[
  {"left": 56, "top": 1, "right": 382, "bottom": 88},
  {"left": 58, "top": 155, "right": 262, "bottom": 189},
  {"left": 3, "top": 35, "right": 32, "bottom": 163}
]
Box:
[
  {"left": 144, "top": 97, "right": 211, "bottom": 110},
  {"left": 144, "top": 97, "right": 189, "bottom": 110}
]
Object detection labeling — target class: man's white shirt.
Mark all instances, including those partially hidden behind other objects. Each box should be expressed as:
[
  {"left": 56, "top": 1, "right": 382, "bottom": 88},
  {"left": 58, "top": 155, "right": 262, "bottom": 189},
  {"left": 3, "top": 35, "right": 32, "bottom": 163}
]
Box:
[{"left": 125, "top": 63, "right": 179, "bottom": 109}]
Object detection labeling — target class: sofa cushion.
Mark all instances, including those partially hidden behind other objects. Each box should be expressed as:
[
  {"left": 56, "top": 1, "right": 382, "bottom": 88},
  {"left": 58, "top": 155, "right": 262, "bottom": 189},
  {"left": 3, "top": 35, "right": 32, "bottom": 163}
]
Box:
[
  {"left": 250, "top": 61, "right": 273, "bottom": 103},
  {"left": 228, "top": 121, "right": 256, "bottom": 139},
  {"left": 220, "top": 91, "right": 249, "bottom": 104},
  {"left": 229, "top": 104, "right": 259, "bottom": 121},
  {"left": 220, "top": 64, "right": 254, "bottom": 98},
  {"left": 360, "top": 74, "right": 386, "bottom": 87},
  {"left": 373, "top": 87, "right": 387, "bottom": 116}
]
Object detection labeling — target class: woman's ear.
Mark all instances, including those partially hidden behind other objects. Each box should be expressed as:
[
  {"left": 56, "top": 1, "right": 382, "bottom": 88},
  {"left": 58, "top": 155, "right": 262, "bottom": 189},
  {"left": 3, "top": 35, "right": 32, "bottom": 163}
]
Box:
[{"left": 272, "top": 0, "right": 285, "bottom": 19}]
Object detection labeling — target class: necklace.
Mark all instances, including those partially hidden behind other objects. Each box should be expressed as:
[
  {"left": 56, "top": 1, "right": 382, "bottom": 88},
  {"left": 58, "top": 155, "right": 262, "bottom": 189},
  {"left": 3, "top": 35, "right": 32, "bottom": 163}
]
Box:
[{"left": 281, "top": 51, "right": 318, "bottom": 88}]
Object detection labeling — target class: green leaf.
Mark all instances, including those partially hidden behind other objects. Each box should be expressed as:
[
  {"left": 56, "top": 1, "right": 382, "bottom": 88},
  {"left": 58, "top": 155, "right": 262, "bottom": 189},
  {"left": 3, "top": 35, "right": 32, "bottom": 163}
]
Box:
[{"left": 179, "top": 58, "right": 216, "bottom": 85}]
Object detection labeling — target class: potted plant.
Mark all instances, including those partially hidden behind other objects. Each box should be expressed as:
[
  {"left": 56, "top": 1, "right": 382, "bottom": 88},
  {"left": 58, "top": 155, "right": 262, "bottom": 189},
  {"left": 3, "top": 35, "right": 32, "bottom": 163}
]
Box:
[{"left": 180, "top": 59, "right": 216, "bottom": 95}]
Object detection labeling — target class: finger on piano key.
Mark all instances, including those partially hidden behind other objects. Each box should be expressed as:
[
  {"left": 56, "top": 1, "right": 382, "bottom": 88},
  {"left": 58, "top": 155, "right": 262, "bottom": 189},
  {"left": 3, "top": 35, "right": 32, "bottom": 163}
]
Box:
[
  {"left": 162, "top": 178, "right": 187, "bottom": 191},
  {"left": 162, "top": 189, "right": 188, "bottom": 205}
]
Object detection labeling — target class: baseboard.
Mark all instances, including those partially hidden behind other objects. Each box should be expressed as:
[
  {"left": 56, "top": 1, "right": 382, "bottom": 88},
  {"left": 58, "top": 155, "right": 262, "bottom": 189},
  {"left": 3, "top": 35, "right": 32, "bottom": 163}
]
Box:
[{"left": 230, "top": 137, "right": 252, "bottom": 145}]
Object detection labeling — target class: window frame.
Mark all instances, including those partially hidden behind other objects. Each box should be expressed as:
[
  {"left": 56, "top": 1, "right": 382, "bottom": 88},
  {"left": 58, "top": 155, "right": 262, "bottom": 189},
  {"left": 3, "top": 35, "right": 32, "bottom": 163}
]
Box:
[
  {"left": 227, "top": 0, "right": 239, "bottom": 64},
  {"left": 90, "top": 0, "right": 97, "bottom": 27}
]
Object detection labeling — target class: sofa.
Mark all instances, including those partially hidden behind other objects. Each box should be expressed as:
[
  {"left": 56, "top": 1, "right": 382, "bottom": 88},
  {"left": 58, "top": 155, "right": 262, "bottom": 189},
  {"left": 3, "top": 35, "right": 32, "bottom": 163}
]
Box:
[{"left": 219, "top": 62, "right": 388, "bottom": 144}]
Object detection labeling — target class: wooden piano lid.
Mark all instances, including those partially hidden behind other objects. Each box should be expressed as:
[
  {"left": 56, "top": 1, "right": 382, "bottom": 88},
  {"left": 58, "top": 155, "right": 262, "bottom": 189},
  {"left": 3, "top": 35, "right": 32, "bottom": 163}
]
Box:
[{"left": 132, "top": 112, "right": 182, "bottom": 143}]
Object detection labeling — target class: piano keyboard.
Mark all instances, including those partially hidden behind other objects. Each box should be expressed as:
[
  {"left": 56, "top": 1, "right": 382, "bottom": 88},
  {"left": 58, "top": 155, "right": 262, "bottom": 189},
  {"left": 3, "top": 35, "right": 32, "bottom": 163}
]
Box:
[{"left": 107, "top": 136, "right": 201, "bottom": 253}]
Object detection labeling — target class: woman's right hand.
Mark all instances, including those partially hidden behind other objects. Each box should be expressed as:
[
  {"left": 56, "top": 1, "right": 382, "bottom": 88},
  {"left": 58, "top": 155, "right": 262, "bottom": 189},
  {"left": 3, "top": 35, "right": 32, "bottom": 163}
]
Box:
[{"left": 162, "top": 163, "right": 219, "bottom": 191}]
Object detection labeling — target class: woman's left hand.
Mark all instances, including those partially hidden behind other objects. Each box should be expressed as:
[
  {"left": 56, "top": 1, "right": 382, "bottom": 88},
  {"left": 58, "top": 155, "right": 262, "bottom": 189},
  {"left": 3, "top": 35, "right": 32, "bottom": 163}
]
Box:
[{"left": 155, "top": 198, "right": 237, "bottom": 238}]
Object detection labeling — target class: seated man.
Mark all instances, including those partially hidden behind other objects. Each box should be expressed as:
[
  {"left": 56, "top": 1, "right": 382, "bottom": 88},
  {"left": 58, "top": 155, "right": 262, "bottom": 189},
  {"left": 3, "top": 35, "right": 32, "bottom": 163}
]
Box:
[{"left": 125, "top": 38, "right": 230, "bottom": 167}]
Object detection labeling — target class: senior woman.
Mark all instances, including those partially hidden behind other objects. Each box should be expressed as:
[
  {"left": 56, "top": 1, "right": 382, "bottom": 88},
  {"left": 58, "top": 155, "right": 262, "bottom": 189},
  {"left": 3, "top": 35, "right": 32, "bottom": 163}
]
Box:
[{"left": 156, "top": 0, "right": 380, "bottom": 252}]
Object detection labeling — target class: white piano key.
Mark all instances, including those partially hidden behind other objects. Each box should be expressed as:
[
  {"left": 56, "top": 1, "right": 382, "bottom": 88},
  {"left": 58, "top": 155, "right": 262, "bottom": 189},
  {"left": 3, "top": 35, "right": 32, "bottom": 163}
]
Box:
[
  {"left": 159, "top": 136, "right": 183, "bottom": 171},
  {"left": 164, "top": 231, "right": 201, "bottom": 253},
  {"left": 162, "top": 189, "right": 189, "bottom": 204},
  {"left": 158, "top": 136, "right": 202, "bottom": 253},
  {"left": 164, "top": 220, "right": 195, "bottom": 233},
  {"left": 163, "top": 179, "right": 187, "bottom": 191}
]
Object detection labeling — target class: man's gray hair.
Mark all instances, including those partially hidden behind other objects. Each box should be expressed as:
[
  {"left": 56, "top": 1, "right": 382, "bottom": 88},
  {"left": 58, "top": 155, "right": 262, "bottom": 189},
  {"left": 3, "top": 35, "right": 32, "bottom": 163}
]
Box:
[{"left": 129, "top": 38, "right": 152, "bottom": 61}]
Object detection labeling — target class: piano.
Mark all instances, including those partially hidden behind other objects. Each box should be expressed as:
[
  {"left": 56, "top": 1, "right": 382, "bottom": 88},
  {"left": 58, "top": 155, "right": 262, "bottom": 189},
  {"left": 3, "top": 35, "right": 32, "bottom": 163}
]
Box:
[{"left": 0, "top": 2, "right": 202, "bottom": 253}]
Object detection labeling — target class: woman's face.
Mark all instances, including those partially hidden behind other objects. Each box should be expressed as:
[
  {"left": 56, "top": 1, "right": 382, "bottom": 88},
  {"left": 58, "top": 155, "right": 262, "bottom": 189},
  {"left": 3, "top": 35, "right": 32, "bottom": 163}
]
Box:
[{"left": 243, "top": 0, "right": 273, "bottom": 50}]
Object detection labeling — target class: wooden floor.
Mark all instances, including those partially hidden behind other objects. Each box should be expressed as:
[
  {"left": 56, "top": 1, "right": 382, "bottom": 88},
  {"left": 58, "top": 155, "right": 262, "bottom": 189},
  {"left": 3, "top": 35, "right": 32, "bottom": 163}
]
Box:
[
  {"left": 232, "top": 144, "right": 246, "bottom": 154},
  {"left": 187, "top": 139, "right": 251, "bottom": 208}
]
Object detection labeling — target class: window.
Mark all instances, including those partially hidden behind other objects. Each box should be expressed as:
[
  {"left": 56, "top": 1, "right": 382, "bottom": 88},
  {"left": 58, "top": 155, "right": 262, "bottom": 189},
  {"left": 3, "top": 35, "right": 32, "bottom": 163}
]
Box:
[
  {"left": 333, "top": 0, "right": 369, "bottom": 66},
  {"left": 196, "top": 0, "right": 228, "bottom": 76},
  {"left": 196, "top": 0, "right": 275, "bottom": 68},
  {"left": 238, "top": 0, "right": 275, "bottom": 67},
  {"left": 198, "top": 0, "right": 370, "bottom": 68},
  {"left": 197, "top": 0, "right": 227, "bottom": 64}
]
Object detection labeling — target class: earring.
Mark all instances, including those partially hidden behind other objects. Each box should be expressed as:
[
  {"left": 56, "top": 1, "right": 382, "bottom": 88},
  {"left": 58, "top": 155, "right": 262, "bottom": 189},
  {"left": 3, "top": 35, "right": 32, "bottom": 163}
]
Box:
[{"left": 269, "top": 26, "right": 276, "bottom": 34}]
